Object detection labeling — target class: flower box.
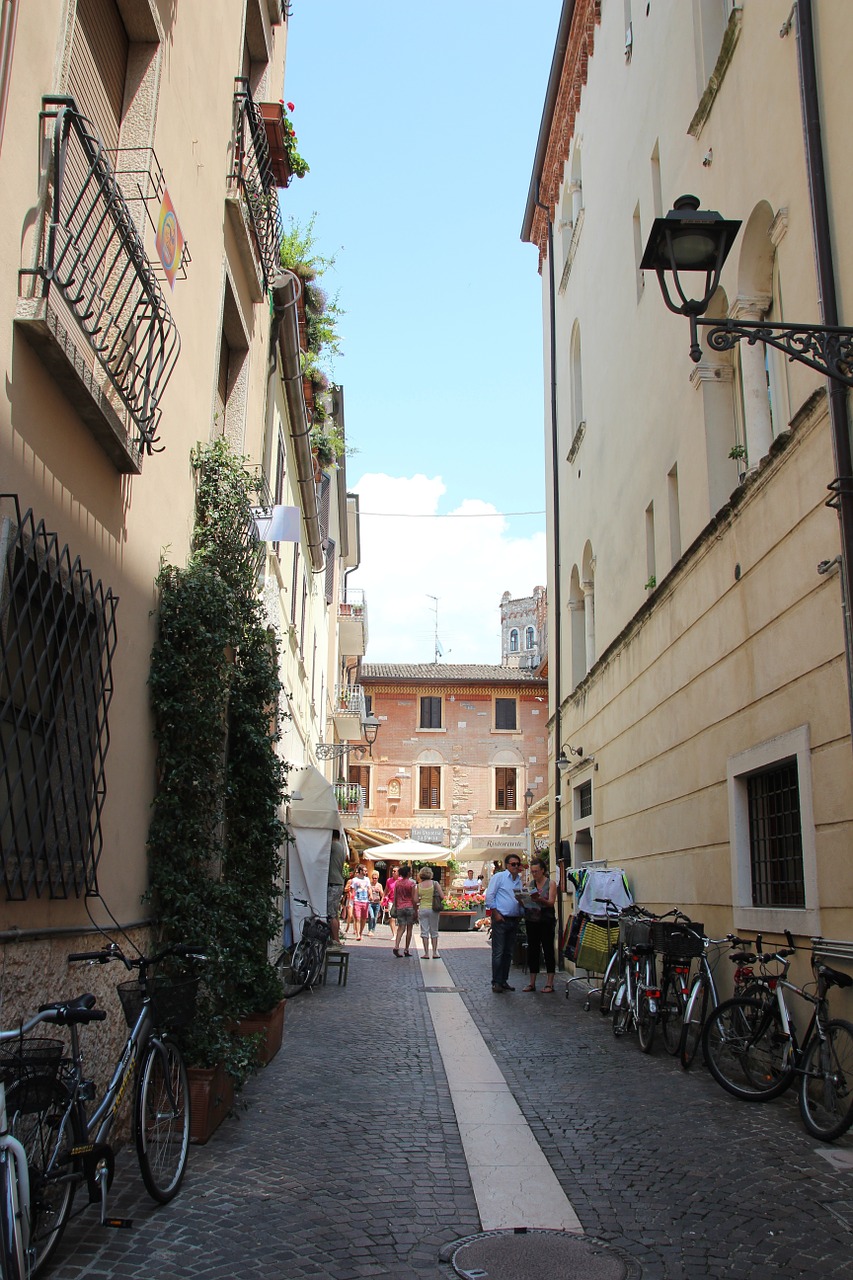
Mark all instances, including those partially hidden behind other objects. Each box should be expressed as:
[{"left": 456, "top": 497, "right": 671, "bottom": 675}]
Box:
[
  {"left": 188, "top": 1062, "right": 234, "bottom": 1145},
  {"left": 438, "top": 910, "right": 476, "bottom": 932},
  {"left": 235, "top": 998, "right": 286, "bottom": 1066},
  {"left": 258, "top": 102, "right": 293, "bottom": 188}
]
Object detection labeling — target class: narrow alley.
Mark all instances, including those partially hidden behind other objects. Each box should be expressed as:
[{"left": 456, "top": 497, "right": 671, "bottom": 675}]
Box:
[{"left": 47, "top": 931, "right": 853, "bottom": 1280}]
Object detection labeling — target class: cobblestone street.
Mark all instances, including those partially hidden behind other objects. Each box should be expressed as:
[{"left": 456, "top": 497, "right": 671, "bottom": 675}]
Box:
[{"left": 47, "top": 931, "right": 853, "bottom": 1279}]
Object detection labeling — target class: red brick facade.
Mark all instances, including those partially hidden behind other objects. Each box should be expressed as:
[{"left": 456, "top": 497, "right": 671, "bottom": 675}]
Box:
[{"left": 355, "top": 665, "right": 549, "bottom": 867}]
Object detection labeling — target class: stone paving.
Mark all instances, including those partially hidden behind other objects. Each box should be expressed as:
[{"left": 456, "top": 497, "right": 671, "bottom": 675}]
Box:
[{"left": 44, "top": 929, "right": 853, "bottom": 1278}]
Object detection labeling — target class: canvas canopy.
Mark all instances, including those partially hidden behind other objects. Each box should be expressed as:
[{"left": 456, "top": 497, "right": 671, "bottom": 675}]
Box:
[
  {"left": 366, "top": 837, "right": 455, "bottom": 865},
  {"left": 285, "top": 764, "right": 342, "bottom": 946}
]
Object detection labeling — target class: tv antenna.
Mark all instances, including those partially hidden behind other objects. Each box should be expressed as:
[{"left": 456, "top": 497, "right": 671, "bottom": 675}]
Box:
[{"left": 427, "top": 595, "right": 444, "bottom": 663}]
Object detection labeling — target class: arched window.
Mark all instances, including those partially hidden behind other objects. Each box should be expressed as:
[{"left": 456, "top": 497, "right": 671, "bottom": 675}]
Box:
[
  {"left": 733, "top": 202, "right": 788, "bottom": 472},
  {"left": 509, "top": 629, "right": 519, "bottom": 653},
  {"left": 525, "top": 626, "right": 535, "bottom": 650}
]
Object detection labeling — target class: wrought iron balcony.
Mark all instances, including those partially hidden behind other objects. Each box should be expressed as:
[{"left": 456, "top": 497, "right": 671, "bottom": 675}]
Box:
[
  {"left": 332, "top": 683, "right": 366, "bottom": 739},
  {"left": 16, "top": 98, "right": 181, "bottom": 469},
  {"left": 227, "top": 78, "right": 283, "bottom": 297}
]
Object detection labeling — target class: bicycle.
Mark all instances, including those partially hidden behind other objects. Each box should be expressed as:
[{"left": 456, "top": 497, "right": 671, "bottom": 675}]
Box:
[
  {"left": 1, "top": 1006, "right": 81, "bottom": 1279},
  {"left": 655, "top": 916, "right": 706, "bottom": 1056},
  {"left": 0, "top": 940, "right": 202, "bottom": 1276},
  {"left": 702, "top": 934, "right": 853, "bottom": 1142},
  {"left": 678, "top": 932, "right": 763, "bottom": 1069},
  {"left": 288, "top": 899, "right": 331, "bottom": 990},
  {"left": 609, "top": 907, "right": 662, "bottom": 1053}
]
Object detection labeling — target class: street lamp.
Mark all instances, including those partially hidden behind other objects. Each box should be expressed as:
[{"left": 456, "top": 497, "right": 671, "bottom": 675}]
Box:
[
  {"left": 641, "top": 195, "right": 853, "bottom": 385},
  {"left": 316, "top": 715, "right": 382, "bottom": 761}
]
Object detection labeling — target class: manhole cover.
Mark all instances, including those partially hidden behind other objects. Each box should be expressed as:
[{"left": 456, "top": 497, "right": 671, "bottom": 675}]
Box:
[{"left": 444, "top": 1230, "right": 641, "bottom": 1280}]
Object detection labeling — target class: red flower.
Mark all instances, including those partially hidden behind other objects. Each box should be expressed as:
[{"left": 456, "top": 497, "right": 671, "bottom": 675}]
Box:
[{"left": 287, "top": 101, "right": 295, "bottom": 111}]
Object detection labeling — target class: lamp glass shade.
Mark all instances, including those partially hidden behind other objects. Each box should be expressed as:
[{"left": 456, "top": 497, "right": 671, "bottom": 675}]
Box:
[{"left": 362, "top": 715, "right": 381, "bottom": 744}]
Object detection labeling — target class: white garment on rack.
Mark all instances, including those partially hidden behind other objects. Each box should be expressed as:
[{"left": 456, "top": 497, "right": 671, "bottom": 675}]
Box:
[{"left": 576, "top": 868, "right": 633, "bottom": 916}]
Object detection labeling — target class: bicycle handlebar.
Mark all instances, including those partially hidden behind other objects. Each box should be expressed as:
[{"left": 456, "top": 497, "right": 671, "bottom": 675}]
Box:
[{"left": 68, "top": 942, "right": 207, "bottom": 969}]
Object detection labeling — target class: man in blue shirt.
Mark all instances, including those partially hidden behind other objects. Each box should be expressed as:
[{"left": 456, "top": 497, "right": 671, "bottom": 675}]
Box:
[{"left": 484, "top": 853, "right": 524, "bottom": 992}]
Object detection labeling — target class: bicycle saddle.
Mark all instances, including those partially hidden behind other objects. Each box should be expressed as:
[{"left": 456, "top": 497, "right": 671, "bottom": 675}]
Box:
[
  {"left": 39, "top": 993, "right": 107, "bottom": 1024},
  {"left": 817, "top": 964, "right": 853, "bottom": 990}
]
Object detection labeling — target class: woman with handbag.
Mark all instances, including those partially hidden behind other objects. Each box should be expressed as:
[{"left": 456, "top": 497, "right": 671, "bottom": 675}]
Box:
[
  {"left": 523, "top": 855, "right": 558, "bottom": 993},
  {"left": 416, "top": 865, "right": 443, "bottom": 959},
  {"left": 382, "top": 865, "right": 400, "bottom": 931}
]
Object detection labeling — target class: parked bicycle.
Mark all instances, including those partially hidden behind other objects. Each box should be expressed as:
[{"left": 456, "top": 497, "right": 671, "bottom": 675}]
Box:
[
  {"left": 608, "top": 906, "right": 662, "bottom": 1053},
  {"left": 0, "top": 940, "right": 202, "bottom": 1277},
  {"left": 677, "top": 931, "right": 761, "bottom": 1069},
  {"left": 286, "top": 898, "right": 331, "bottom": 990},
  {"left": 702, "top": 933, "right": 853, "bottom": 1141},
  {"left": 655, "top": 916, "right": 706, "bottom": 1056}
]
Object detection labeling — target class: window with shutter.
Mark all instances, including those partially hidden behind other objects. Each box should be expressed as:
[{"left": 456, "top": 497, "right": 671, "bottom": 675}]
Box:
[
  {"left": 324, "top": 539, "right": 335, "bottom": 604},
  {"left": 494, "top": 698, "right": 517, "bottom": 731},
  {"left": 319, "top": 474, "right": 331, "bottom": 544},
  {"left": 419, "top": 696, "right": 442, "bottom": 729},
  {"left": 495, "top": 767, "right": 517, "bottom": 811},
  {"left": 68, "top": 0, "right": 129, "bottom": 152},
  {"left": 419, "top": 766, "right": 441, "bottom": 810},
  {"left": 348, "top": 764, "right": 370, "bottom": 808}
]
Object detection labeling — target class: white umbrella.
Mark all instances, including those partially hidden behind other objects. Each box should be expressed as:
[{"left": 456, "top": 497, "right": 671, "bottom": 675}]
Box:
[{"left": 364, "top": 837, "right": 455, "bottom": 864}]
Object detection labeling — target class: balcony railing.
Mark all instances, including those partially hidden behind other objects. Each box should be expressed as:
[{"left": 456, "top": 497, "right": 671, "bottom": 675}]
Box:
[
  {"left": 18, "top": 98, "right": 180, "bottom": 459},
  {"left": 334, "top": 782, "right": 365, "bottom": 823},
  {"left": 228, "top": 78, "right": 283, "bottom": 293},
  {"left": 338, "top": 587, "right": 368, "bottom": 657}
]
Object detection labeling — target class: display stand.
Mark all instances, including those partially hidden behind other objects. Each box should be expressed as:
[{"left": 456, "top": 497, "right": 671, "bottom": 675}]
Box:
[{"left": 562, "top": 862, "right": 631, "bottom": 1007}]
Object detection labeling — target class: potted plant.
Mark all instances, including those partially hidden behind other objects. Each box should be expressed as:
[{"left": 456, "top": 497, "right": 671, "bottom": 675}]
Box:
[
  {"left": 438, "top": 894, "right": 483, "bottom": 932},
  {"left": 259, "top": 100, "right": 309, "bottom": 185}
]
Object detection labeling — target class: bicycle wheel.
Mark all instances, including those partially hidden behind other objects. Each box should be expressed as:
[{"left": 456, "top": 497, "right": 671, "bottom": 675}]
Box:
[
  {"left": 599, "top": 950, "right": 620, "bottom": 1016},
  {"left": 290, "top": 938, "right": 313, "bottom": 987},
  {"left": 703, "top": 997, "right": 795, "bottom": 1101},
  {"left": 135, "top": 1037, "right": 190, "bottom": 1203},
  {"left": 660, "top": 969, "right": 687, "bottom": 1056},
  {"left": 798, "top": 1019, "right": 853, "bottom": 1142},
  {"left": 611, "top": 982, "right": 630, "bottom": 1037},
  {"left": 0, "top": 1152, "right": 25, "bottom": 1280},
  {"left": 6, "top": 1078, "right": 81, "bottom": 1276},
  {"left": 679, "top": 975, "right": 709, "bottom": 1069},
  {"left": 307, "top": 941, "right": 326, "bottom": 987}
]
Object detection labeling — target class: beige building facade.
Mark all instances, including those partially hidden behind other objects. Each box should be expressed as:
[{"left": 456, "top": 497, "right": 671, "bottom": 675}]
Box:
[
  {"left": 523, "top": 0, "right": 853, "bottom": 956},
  {"left": 0, "top": 2, "right": 363, "bottom": 1024}
]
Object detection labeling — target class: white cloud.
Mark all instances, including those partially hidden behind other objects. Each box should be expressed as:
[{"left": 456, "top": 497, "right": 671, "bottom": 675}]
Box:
[{"left": 349, "top": 473, "right": 547, "bottom": 664}]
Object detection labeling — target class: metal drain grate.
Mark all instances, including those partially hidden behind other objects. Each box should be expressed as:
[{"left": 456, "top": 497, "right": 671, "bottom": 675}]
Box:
[{"left": 442, "top": 1229, "right": 642, "bottom": 1280}]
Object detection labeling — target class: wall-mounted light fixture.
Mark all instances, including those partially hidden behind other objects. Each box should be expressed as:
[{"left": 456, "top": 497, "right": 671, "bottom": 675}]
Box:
[
  {"left": 556, "top": 745, "right": 583, "bottom": 773},
  {"left": 316, "top": 715, "right": 382, "bottom": 761}
]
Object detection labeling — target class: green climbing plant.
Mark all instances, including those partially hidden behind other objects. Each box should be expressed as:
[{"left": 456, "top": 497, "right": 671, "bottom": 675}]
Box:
[{"left": 147, "top": 437, "right": 288, "bottom": 1078}]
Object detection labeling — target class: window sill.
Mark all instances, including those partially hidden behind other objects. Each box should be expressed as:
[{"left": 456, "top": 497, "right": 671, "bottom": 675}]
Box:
[
  {"left": 416, "top": 727, "right": 446, "bottom": 734},
  {"left": 688, "top": 8, "right": 743, "bottom": 138}
]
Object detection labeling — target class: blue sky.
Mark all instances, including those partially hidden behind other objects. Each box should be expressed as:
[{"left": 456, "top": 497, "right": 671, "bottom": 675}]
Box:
[{"left": 280, "top": 1, "right": 561, "bottom": 661}]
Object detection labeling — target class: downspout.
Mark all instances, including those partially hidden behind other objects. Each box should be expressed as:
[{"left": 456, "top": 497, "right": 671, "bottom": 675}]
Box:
[
  {"left": 270, "top": 272, "right": 324, "bottom": 572},
  {"left": 0, "top": 0, "right": 19, "bottom": 154},
  {"left": 794, "top": 0, "right": 853, "bottom": 753},
  {"left": 535, "top": 181, "right": 565, "bottom": 960}
]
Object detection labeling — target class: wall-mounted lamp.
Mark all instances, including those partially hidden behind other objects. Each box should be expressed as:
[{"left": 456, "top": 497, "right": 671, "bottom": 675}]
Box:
[
  {"left": 524, "top": 787, "right": 535, "bottom": 808},
  {"left": 556, "top": 745, "right": 583, "bottom": 773},
  {"left": 316, "top": 715, "right": 382, "bottom": 761}
]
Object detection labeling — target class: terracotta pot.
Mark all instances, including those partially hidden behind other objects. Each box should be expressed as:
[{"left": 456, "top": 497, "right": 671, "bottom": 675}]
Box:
[
  {"left": 235, "top": 998, "right": 286, "bottom": 1066},
  {"left": 188, "top": 1062, "right": 234, "bottom": 1144}
]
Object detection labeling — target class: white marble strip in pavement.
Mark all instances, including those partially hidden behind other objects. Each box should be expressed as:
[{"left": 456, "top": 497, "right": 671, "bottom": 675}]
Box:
[{"left": 423, "top": 959, "right": 583, "bottom": 1234}]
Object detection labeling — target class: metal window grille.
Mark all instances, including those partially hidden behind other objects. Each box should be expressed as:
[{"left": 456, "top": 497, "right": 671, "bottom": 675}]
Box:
[
  {"left": 578, "top": 781, "right": 592, "bottom": 819},
  {"left": 0, "top": 496, "right": 118, "bottom": 900},
  {"left": 747, "top": 762, "right": 805, "bottom": 908},
  {"left": 32, "top": 99, "right": 181, "bottom": 454},
  {"left": 495, "top": 697, "right": 517, "bottom": 731}
]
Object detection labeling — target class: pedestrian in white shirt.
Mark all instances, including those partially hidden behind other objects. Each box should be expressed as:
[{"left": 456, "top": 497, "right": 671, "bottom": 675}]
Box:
[{"left": 484, "top": 854, "right": 524, "bottom": 992}]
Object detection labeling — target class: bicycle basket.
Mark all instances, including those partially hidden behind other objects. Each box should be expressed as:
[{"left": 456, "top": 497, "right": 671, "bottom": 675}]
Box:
[
  {"left": 0, "top": 1037, "right": 63, "bottom": 1115},
  {"left": 117, "top": 976, "right": 199, "bottom": 1032},
  {"left": 652, "top": 920, "right": 705, "bottom": 959},
  {"left": 301, "top": 916, "right": 331, "bottom": 944},
  {"left": 619, "top": 917, "right": 653, "bottom": 949}
]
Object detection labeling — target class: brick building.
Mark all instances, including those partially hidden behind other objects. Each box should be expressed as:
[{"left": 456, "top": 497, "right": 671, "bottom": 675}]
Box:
[{"left": 355, "top": 664, "right": 548, "bottom": 871}]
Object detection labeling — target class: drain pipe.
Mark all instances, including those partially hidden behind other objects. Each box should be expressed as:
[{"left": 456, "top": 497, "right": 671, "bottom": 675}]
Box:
[
  {"left": 270, "top": 272, "right": 324, "bottom": 572},
  {"left": 794, "top": 0, "right": 853, "bottom": 752},
  {"left": 535, "top": 180, "right": 565, "bottom": 959},
  {"left": 0, "top": 0, "right": 19, "bottom": 154}
]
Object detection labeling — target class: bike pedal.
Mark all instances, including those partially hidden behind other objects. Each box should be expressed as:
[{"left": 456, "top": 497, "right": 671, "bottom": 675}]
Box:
[{"left": 102, "top": 1217, "right": 133, "bottom": 1229}]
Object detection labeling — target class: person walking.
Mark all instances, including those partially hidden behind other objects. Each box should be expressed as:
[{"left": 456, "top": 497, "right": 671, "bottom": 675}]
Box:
[
  {"left": 382, "top": 865, "right": 400, "bottom": 932},
  {"left": 392, "top": 864, "right": 418, "bottom": 957},
  {"left": 522, "top": 855, "right": 558, "bottom": 993},
  {"left": 367, "top": 870, "right": 384, "bottom": 934},
  {"left": 341, "top": 872, "right": 356, "bottom": 937},
  {"left": 326, "top": 832, "right": 347, "bottom": 948},
  {"left": 484, "top": 853, "right": 524, "bottom": 992},
  {"left": 350, "top": 864, "right": 371, "bottom": 940},
  {"left": 416, "top": 866, "right": 443, "bottom": 959}
]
